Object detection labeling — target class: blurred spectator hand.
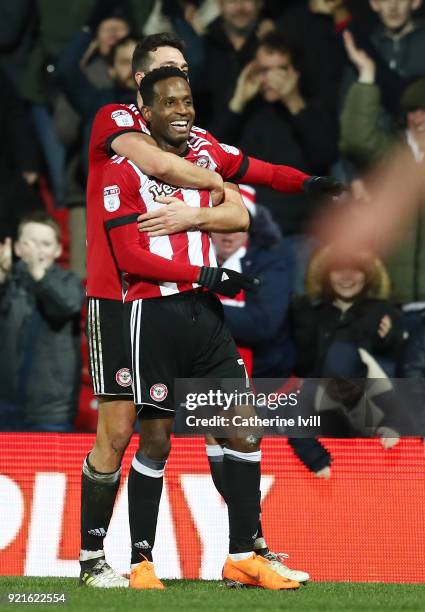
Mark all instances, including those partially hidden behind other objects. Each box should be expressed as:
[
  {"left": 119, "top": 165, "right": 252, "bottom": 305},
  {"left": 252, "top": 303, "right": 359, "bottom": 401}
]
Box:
[
  {"left": 18, "top": 240, "right": 52, "bottom": 282},
  {"left": 0, "top": 238, "right": 12, "bottom": 282},
  {"left": 377, "top": 427, "right": 400, "bottom": 450},
  {"left": 229, "top": 61, "right": 262, "bottom": 113},
  {"left": 315, "top": 466, "right": 331, "bottom": 479},
  {"left": 378, "top": 315, "right": 392, "bottom": 338},
  {"left": 343, "top": 30, "right": 376, "bottom": 84},
  {"left": 256, "top": 18, "right": 275, "bottom": 39},
  {"left": 309, "top": 0, "right": 347, "bottom": 15},
  {"left": 184, "top": 3, "right": 205, "bottom": 35},
  {"left": 21, "top": 172, "right": 40, "bottom": 186}
]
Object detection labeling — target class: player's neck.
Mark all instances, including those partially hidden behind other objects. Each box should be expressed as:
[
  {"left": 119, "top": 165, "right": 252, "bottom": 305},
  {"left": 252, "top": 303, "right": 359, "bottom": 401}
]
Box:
[{"left": 153, "top": 134, "right": 188, "bottom": 157}]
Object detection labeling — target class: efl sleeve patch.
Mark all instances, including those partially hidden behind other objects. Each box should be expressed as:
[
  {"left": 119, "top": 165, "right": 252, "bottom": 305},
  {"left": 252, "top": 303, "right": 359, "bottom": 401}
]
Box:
[
  {"left": 111, "top": 110, "right": 134, "bottom": 127},
  {"left": 103, "top": 185, "right": 121, "bottom": 212}
]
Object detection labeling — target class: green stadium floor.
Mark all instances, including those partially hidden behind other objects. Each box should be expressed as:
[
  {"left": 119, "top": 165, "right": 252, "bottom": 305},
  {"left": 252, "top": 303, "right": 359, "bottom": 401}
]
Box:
[{"left": 1, "top": 578, "right": 425, "bottom": 612}]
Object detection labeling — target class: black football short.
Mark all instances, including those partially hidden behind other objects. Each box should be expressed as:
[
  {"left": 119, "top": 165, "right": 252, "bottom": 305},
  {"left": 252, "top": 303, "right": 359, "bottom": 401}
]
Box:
[
  {"left": 124, "top": 290, "right": 248, "bottom": 415},
  {"left": 86, "top": 298, "right": 133, "bottom": 397}
]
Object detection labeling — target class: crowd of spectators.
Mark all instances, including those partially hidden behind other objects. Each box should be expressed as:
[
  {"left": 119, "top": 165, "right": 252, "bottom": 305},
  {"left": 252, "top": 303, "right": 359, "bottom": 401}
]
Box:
[{"left": 1, "top": 0, "right": 425, "bottom": 472}]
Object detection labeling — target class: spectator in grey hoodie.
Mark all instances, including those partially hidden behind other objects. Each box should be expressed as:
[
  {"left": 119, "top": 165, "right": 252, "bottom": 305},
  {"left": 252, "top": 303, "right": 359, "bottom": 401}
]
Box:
[{"left": 0, "top": 212, "right": 84, "bottom": 431}]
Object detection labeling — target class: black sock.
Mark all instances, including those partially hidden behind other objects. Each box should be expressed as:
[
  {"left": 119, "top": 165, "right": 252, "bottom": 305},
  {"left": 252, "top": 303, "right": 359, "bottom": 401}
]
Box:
[
  {"left": 206, "top": 444, "right": 225, "bottom": 497},
  {"left": 128, "top": 452, "right": 166, "bottom": 565},
  {"left": 207, "top": 444, "right": 266, "bottom": 551},
  {"left": 80, "top": 454, "right": 121, "bottom": 559},
  {"left": 222, "top": 448, "right": 261, "bottom": 554}
]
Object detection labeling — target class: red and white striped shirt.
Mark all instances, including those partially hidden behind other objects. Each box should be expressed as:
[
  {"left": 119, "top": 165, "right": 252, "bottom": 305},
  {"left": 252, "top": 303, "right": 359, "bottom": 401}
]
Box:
[
  {"left": 102, "top": 156, "right": 217, "bottom": 300},
  {"left": 87, "top": 103, "right": 245, "bottom": 300}
]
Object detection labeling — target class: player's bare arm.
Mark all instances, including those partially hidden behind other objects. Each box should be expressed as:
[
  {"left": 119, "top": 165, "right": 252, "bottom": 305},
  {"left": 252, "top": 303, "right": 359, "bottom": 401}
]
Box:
[
  {"left": 137, "top": 183, "right": 249, "bottom": 237},
  {"left": 112, "top": 131, "right": 224, "bottom": 206}
]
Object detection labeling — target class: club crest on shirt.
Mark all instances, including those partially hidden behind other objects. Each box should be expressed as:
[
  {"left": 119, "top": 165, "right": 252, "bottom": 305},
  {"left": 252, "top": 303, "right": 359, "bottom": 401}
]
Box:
[
  {"left": 150, "top": 383, "right": 168, "bottom": 402},
  {"left": 115, "top": 367, "right": 132, "bottom": 387},
  {"left": 195, "top": 155, "right": 210, "bottom": 169},
  {"left": 104, "top": 185, "right": 121, "bottom": 212},
  {"left": 111, "top": 109, "right": 134, "bottom": 127}
]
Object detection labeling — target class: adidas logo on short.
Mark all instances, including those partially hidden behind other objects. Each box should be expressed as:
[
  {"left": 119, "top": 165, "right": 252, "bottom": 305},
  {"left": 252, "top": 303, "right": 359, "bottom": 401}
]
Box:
[
  {"left": 88, "top": 528, "right": 106, "bottom": 537},
  {"left": 134, "top": 540, "right": 150, "bottom": 549},
  {"left": 221, "top": 272, "right": 229, "bottom": 282}
]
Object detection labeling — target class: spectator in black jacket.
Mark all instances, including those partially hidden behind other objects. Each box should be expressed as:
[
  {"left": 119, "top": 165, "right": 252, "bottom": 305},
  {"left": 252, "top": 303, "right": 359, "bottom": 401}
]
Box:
[
  {"left": 0, "top": 212, "right": 84, "bottom": 431},
  {"left": 218, "top": 32, "right": 338, "bottom": 235},
  {"left": 276, "top": 0, "right": 352, "bottom": 108},
  {"left": 292, "top": 246, "right": 407, "bottom": 446},
  {"left": 167, "top": 0, "right": 263, "bottom": 127}
]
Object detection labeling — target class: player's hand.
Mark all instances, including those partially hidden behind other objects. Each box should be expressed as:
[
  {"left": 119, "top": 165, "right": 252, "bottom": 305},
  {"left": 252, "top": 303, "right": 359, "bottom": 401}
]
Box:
[
  {"left": 198, "top": 266, "right": 260, "bottom": 298},
  {"left": 343, "top": 30, "right": 376, "bottom": 84},
  {"left": 0, "top": 237, "right": 12, "bottom": 282},
  {"left": 303, "top": 176, "right": 347, "bottom": 198},
  {"left": 137, "top": 196, "right": 198, "bottom": 236}
]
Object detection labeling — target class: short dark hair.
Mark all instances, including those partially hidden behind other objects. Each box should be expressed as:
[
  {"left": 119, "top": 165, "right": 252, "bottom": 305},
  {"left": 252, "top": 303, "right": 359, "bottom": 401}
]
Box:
[
  {"left": 17, "top": 212, "right": 61, "bottom": 243},
  {"left": 132, "top": 33, "right": 185, "bottom": 75},
  {"left": 257, "top": 31, "right": 299, "bottom": 70},
  {"left": 107, "top": 35, "right": 138, "bottom": 66},
  {"left": 139, "top": 66, "right": 189, "bottom": 106}
]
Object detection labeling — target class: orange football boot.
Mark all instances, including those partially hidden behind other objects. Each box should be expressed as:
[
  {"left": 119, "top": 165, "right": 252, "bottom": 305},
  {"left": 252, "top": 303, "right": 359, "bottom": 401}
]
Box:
[
  {"left": 129, "top": 560, "right": 165, "bottom": 590},
  {"left": 223, "top": 553, "right": 300, "bottom": 590}
]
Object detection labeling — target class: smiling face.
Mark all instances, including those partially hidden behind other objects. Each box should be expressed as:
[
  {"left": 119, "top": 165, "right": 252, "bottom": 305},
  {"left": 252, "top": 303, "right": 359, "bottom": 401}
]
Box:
[
  {"left": 328, "top": 268, "right": 367, "bottom": 301},
  {"left": 142, "top": 77, "right": 195, "bottom": 150}
]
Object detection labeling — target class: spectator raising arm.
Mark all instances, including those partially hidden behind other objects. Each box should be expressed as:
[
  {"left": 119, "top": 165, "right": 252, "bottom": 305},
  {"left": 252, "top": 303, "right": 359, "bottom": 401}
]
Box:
[{"left": 340, "top": 31, "right": 391, "bottom": 163}]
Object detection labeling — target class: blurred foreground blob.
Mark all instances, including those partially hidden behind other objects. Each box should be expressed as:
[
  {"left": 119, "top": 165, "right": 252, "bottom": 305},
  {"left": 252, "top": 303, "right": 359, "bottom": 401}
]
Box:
[{"left": 314, "top": 149, "right": 425, "bottom": 264}]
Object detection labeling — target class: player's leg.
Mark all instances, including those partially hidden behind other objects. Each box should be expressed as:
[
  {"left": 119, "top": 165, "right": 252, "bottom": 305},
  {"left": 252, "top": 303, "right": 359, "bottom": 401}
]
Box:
[
  {"left": 205, "top": 434, "right": 309, "bottom": 583},
  {"left": 80, "top": 399, "right": 135, "bottom": 563},
  {"left": 80, "top": 298, "right": 135, "bottom": 587},
  {"left": 192, "top": 293, "right": 298, "bottom": 589},
  {"left": 128, "top": 413, "right": 173, "bottom": 590},
  {"left": 124, "top": 297, "right": 180, "bottom": 590},
  {"left": 205, "top": 434, "right": 267, "bottom": 548}
]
